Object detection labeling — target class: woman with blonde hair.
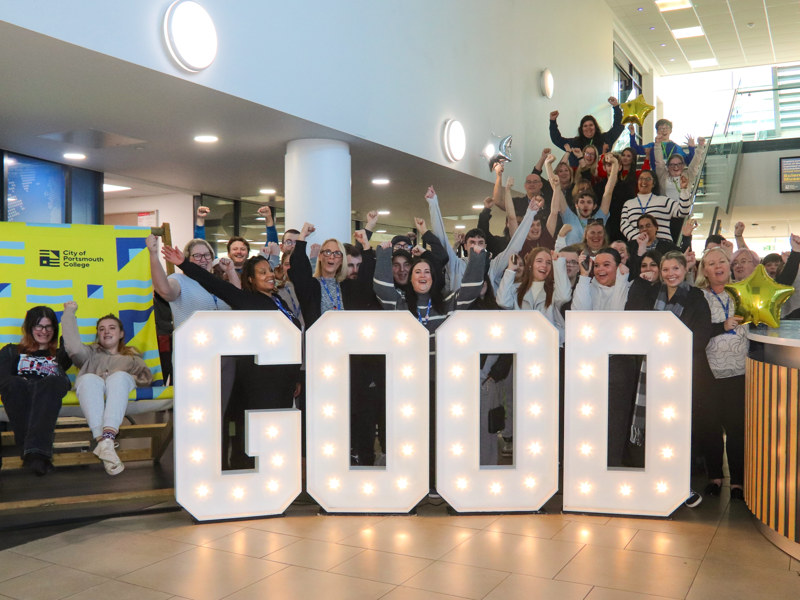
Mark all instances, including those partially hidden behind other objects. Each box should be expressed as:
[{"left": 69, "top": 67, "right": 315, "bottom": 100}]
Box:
[
  {"left": 694, "top": 246, "right": 747, "bottom": 500},
  {"left": 62, "top": 303, "right": 152, "bottom": 475}
]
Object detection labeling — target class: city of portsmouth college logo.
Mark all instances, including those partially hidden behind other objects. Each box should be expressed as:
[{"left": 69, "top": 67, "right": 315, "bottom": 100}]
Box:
[{"left": 39, "top": 250, "right": 60, "bottom": 267}]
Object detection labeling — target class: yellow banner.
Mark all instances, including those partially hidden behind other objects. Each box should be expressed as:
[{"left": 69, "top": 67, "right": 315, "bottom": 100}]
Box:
[{"left": 0, "top": 223, "right": 163, "bottom": 384}]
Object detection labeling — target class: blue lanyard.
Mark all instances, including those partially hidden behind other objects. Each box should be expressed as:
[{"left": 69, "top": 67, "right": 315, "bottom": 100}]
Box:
[
  {"left": 637, "top": 194, "right": 654, "bottom": 214},
  {"left": 285, "top": 289, "right": 300, "bottom": 317},
  {"left": 711, "top": 290, "right": 735, "bottom": 335},
  {"left": 212, "top": 295, "right": 219, "bottom": 309},
  {"left": 417, "top": 300, "right": 432, "bottom": 325},
  {"left": 272, "top": 295, "right": 296, "bottom": 323},
  {"left": 321, "top": 279, "right": 343, "bottom": 310}
]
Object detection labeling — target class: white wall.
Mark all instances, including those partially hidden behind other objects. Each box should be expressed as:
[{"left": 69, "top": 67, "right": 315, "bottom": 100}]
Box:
[
  {"left": 0, "top": 0, "right": 617, "bottom": 187},
  {"left": 730, "top": 149, "right": 800, "bottom": 208},
  {"left": 104, "top": 192, "right": 194, "bottom": 269}
]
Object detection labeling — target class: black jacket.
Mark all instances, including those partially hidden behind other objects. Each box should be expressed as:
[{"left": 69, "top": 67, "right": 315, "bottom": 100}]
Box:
[
  {"left": 0, "top": 342, "right": 72, "bottom": 387},
  {"left": 626, "top": 239, "right": 682, "bottom": 279},
  {"left": 549, "top": 106, "right": 625, "bottom": 167}
]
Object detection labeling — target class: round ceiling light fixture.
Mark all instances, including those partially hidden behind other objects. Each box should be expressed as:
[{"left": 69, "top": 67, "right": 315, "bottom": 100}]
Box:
[
  {"left": 541, "top": 68, "right": 554, "bottom": 99},
  {"left": 443, "top": 119, "right": 466, "bottom": 162},
  {"left": 164, "top": 1, "right": 218, "bottom": 72}
]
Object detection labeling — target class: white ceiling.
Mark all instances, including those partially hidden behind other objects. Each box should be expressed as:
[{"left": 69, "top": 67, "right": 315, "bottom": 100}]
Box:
[
  {"left": 607, "top": 0, "right": 800, "bottom": 75},
  {"left": 0, "top": 22, "right": 496, "bottom": 235}
]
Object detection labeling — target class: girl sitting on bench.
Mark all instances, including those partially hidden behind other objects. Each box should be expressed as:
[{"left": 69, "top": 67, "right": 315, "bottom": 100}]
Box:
[{"left": 62, "top": 302, "right": 152, "bottom": 475}]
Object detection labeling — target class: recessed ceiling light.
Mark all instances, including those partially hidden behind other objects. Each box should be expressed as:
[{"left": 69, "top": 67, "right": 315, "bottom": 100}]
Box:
[
  {"left": 260, "top": 188, "right": 276, "bottom": 194},
  {"left": 63, "top": 153, "right": 86, "bottom": 160},
  {"left": 637, "top": 7, "right": 643, "bottom": 11},
  {"left": 472, "top": 205, "right": 483, "bottom": 209},
  {"left": 455, "top": 225, "right": 466, "bottom": 229},
  {"left": 689, "top": 58, "right": 718, "bottom": 68},
  {"left": 650, "top": 27, "right": 656, "bottom": 30},
  {"left": 194, "top": 135, "right": 218, "bottom": 143},
  {"left": 255, "top": 217, "right": 265, "bottom": 221},
  {"left": 376, "top": 230, "right": 386, "bottom": 233},
  {"left": 661, "top": 44, "right": 666, "bottom": 47},
  {"left": 672, "top": 26, "right": 704, "bottom": 39},
  {"left": 670, "top": 58, "right": 675, "bottom": 61},
  {"left": 103, "top": 184, "right": 131, "bottom": 192},
  {"left": 372, "top": 178, "right": 390, "bottom": 185},
  {"left": 163, "top": 0, "right": 218, "bottom": 72},
  {"left": 656, "top": 0, "right": 692, "bottom": 11},
  {"left": 378, "top": 210, "right": 390, "bottom": 215}
]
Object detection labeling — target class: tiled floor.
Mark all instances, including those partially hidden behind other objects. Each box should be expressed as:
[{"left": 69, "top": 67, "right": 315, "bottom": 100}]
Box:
[{"left": 2, "top": 488, "right": 798, "bottom": 600}]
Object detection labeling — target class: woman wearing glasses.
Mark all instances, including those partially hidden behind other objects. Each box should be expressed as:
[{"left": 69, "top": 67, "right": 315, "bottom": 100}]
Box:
[
  {"left": 619, "top": 170, "right": 692, "bottom": 243},
  {"left": 654, "top": 135, "right": 707, "bottom": 201},
  {"left": 147, "top": 236, "right": 231, "bottom": 328},
  {"left": 0, "top": 307, "right": 72, "bottom": 476}
]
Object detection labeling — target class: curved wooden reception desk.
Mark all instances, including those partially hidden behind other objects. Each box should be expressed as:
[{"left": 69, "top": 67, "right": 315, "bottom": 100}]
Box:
[{"left": 745, "top": 322, "right": 800, "bottom": 560}]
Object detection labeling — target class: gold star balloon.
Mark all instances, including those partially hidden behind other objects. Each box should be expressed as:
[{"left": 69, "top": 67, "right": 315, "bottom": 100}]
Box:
[
  {"left": 724, "top": 264, "right": 795, "bottom": 328},
  {"left": 620, "top": 94, "right": 655, "bottom": 127}
]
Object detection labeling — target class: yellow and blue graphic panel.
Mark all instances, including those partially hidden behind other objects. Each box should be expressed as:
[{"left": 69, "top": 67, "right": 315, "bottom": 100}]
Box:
[{"left": 0, "top": 222, "right": 164, "bottom": 386}]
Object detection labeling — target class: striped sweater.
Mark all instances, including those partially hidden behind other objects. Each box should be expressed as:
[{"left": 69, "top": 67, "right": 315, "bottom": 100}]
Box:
[
  {"left": 373, "top": 246, "right": 485, "bottom": 364},
  {"left": 619, "top": 192, "right": 692, "bottom": 242}
]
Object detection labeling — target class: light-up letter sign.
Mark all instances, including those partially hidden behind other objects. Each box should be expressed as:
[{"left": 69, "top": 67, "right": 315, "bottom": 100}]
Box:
[
  {"left": 306, "top": 311, "right": 429, "bottom": 513},
  {"left": 435, "top": 312, "right": 559, "bottom": 512},
  {"left": 564, "top": 311, "right": 692, "bottom": 516},
  {"left": 174, "top": 311, "right": 302, "bottom": 521}
]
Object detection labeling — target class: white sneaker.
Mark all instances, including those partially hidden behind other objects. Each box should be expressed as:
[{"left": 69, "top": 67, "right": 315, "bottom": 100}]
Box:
[{"left": 94, "top": 438, "right": 124, "bottom": 475}]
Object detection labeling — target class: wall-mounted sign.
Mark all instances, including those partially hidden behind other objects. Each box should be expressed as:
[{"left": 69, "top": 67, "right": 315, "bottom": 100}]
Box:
[{"left": 779, "top": 156, "right": 800, "bottom": 193}]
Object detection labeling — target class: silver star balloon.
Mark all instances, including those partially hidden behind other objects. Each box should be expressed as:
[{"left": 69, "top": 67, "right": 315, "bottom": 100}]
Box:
[{"left": 483, "top": 134, "right": 513, "bottom": 172}]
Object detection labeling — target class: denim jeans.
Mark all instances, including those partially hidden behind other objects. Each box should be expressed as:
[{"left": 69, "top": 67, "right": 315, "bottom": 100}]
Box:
[{"left": 0, "top": 375, "right": 71, "bottom": 458}]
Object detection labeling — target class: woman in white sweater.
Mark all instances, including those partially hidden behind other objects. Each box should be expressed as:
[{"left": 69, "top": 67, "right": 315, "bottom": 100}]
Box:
[{"left": 496, "top": 248, "right": 573, "bottom": 344}]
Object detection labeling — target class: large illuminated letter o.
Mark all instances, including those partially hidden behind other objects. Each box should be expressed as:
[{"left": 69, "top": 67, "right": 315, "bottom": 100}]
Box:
[
  {"left": 306, "top": 311, "right": 430, "bottom": 513},
  {"left": 564, "top": 311, "right": 692, "bottom": 516},
  {"left": 174, "top": 311, "right": 302, "bottom": 522},
  {"left": 436, "top": 311, "right": 559, "bottom": 512}
]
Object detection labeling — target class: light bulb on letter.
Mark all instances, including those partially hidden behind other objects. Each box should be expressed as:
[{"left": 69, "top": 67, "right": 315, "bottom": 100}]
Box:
[
  {"left": 362, "top": 326, "right": 374, "bottom": 338},
  {"left": 524, "top": 477, "right": 536, "bottom": 489},
  {"left": 323, "top": 366, "right": 334, "bottom": 378},
  {"left": 396, "top": 331, "right": 408, "bottom": 343},
  {"left": 272, "top": 455, "right": 284, "bottom": 467},
  {"left": 194, "top": 332, "right": 208, "bottom": 345},
  {"left": 266, "top": 426, "right": 279, "bottom": 438},
  {"left": 622, "top": 326, "right": 634, "bottom": 339},
  {"left": 190, "top": 409, "right": 203, "bottom": 422},
  {"left": 581, "top": 326, "right": 593, "bottom": 339},
  {"left": 402, "top": 444, "right": 413, "bottom": 456},
  {"left": 397, "top": 478, "right": 408, "bottom": 490},
  {"left": 580, "top": 482, "right": 591, "bottom": 494},
  {"left": 661, "top": 447, "right": 673, "bottom": 458},
  {"left": 456, "top": 478, "right": 468, "bottom": 490},
  {"left": 265, "top": 331, "right": 278, "bottom": 343},
  {"left": 525, "top": 330, "right": 536, "bottom": 342},
  {"left": 232, "top": 487, "right": 244, "bottom": 499},
  {"left": 327, "top": 332, "right": 339, "bottom": 343},
  {"left": 323, "top": 444, "right": 334, "bottom": 456},
  {"left": 323, "top": 404, "right": 334, "bottom": 417},
  {"left": 190, "top": 368, "right": 203, "bottom": 381},
  {"left": 197, "top": 485, "right": 209, "bottom": 497},
  {"left": 620, "top": 485, "right": 631, "bottom": 496},
  {"left": 402, "top": 366, "right": 413, "bottom": 378},
  {"left": 451, "top": 404, "right": 463, "bottom": 417},
  {"left": 529, "top": 404, "right": 541, "bottom": 416},
  {"left": 580, "top": 404, "right": 593, "bottom": 416},
  {"left": 662, "top": 407, "right": 676, "bottom": 420},
  {"left": 452, "top": 444, "right": 463, "bottom": 456},
  {"left": 656, "top": 482, "right": 668, "bottom": 493},
  {"left": 451, "top": 365, "right": 463, "bottom": 378},
  {"left": 580, "top": 443, "right": 592, "bottom": 456},
  {"left": 231, "top": 327, "right": 243, "bottom": 339},
  {"left": 363, "top": 483, "right": 374, "bottom": 494},
  {"left": 663, "top": 367, "right": 675, "bottom": 379},
  {"left": 401, "top": 405, "right": 413, "bottom": 417},
  {"left": 191, "top": 450, "right": 203, "bottom": 462},
  {"left": 529, "top": 365, "right": 542, "bottom": 378},
  {"left": 490, "top": 483, "right": 501, "bottom": 494},
  {"left": 658, "top": 332, "right": 670, "bottom": 343},
  {"left": 490, "top": 326, "right": 502, "bottom": 337},
  {"left": 329, "top": 478, "right": 340, "bottom": 490},
  {"left": 267, "top": 480, "right": 279, "bottom": 492},
  {"left": 580, "top": 364, "right": 593, "bottom": 378},
  {"left": 529, "top": 442, "right": 541, "bottom": 455},
  {"left": 456, "top": 331, "right": 468, "bottom": 343}
]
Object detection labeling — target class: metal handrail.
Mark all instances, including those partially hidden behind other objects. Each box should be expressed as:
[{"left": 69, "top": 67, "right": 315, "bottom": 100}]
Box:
[{"left": 723, "top": 78, "right": 742, "bottom": 137}]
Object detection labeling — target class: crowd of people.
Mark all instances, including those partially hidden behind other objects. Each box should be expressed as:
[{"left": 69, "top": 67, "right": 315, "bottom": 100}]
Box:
[{"left": 3, "top": 101, "right": 800, "bottom": 512}]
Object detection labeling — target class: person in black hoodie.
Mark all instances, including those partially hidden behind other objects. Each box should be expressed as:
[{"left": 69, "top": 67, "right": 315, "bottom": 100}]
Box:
[
  {"left": 162, "top": 245, "right": 303, "bottom": 470},
  {"left": 549, "top": 98, "right": 624, "bottom": 168},
  {"left": 0, "top": 306, "right": 72, "bottom": 476},
  {"left": 625, "top": 250, "right": 713, "bottom": 508}
]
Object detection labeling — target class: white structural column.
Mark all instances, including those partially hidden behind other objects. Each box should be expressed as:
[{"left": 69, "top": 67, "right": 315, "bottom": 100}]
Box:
[{"left": 285, "top": 139, "right": 352, "bottom": 246}]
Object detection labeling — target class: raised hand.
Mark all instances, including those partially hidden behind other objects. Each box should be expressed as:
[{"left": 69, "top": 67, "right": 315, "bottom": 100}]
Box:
[
  {"left": 454, "top": 232, "right": 465, "bottom": 246},
  {"left": 300, "top": 222, "right": 316, "bottom": 241},
  {"left": 413, "top": 217, "right": 428, "bottom": 235},
  {"left": 63, "top": 300, "right": 78, "bottom": 313},
  {"left": 354, "top": 230, "right": 369, "bottom": 249},
  {"left": 698, "top": 136, "right": 706, "bottom": 147},
  {"left": 493, "top": 163, "right": 504, "bottom": 177},
  {"left": 541, "top": 147, "right": 552, "bottom": 159},
  {"left": 483, "top": 196, "right": 494, "bottom": 210},
  {"left": 549, "top": 175, "right": 560, "bottom": 187},
  {"left": 549, "top": 110, "right": 559, "bottom": 121},
  {"left": 309, "top": 243, "right": 321, "bottom": 259},
  {"left": 684, "top": 248, "right": 697, "bottom": 271},
  {"left": 219, "top": 257, "right": 235, "bottom": 273},
  {"left": 680, "top": 174, "right": 689, "bottom": 190},
  {"left": 618, "top": 264, "right": 630, "bottom": 276},
  {"left": 685, "top": 134, "right": 696, "bottom": 147},
  {"left": 628, "top": 123, "right": 636, "bottom": 134},
  {"left": 734, "top": 222, "right": 745, "bottom": 237},
  {"left": 425, "top": 186, "right": 436, "bottom": 200},
  {"left": 507, "top": 254, "right": 520, "bottom": 272},
  {"left": 682, "top": 218, "right": 698, "bottom": 237},
  {"left": 366, "top": 210, "right": 379, "bottom": 230},
  {"left": 791, "top": 233, "right": 800, "bottom": 252},
  {"left": 545, "top": 154, "right": 556, "bottom": 164},
  {"left": 146, "top": 234, "right": 159, "bottom": 254},
  {"left": 550, "top": 250, "right": 560, "bottom": 261},
  {"left": 267, "top": 241, "right": 280, "bottom": 256},
  {"left": 636, "top": 231, "right": 649, "bottom": 252},
  {"left": 564, "top": 143, "right": 572, "bottom": 153},
  {"left": 505, "top": 176, "right": 515, "bottom": 190},
  {"left": 379, "top": 241, "right": 392, "bottom": 250},
  {"left": 411, "top": 245, "right": 425, "bottom": 258},
  {"left": 532, "top": 196, "right": 545, "bottom": 211},
  {"left": 578, "top": 254, "right": 592, "bottom": 277},
  {"left": 196, "top": 206, "right": 210, "bottom": 219},
  {"left": 640, "top": 271, "right": 655, "bottom": 282},
  {"left": 721, "top": 239, "right": 734, "bottom": 257},
  {"left": 558, "top": 224, "right": 572, "bottom": 238},
  {"left": 608, "top": 97, "right": 619, "bottom": 107},
  {"left": 161, "top": 245, "right": 185, "bottom": 265},
  {"left": 571, "top": 147, "right": 584, "bottom": 158}
]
